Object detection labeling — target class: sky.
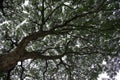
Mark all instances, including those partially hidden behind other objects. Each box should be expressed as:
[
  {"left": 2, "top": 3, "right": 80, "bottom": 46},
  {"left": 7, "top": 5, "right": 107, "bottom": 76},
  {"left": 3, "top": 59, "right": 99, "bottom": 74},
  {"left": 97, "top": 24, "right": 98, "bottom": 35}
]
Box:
[{"left": 98, "top": 71, "right": 120, "bottom": 80}]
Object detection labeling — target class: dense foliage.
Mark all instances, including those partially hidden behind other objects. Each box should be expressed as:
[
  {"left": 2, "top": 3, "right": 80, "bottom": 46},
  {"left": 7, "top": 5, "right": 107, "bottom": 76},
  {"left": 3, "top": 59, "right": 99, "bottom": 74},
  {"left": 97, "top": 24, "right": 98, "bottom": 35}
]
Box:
[{"left": 0, "top": 0, "right": 120, "bottom": 80}]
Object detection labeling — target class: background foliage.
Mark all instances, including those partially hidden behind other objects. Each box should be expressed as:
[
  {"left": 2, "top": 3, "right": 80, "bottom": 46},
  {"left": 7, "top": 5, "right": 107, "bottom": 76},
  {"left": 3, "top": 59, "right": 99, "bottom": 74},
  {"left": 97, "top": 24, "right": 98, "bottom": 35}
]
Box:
[{"left": 0, "top": 0, "right": 120, "bottom": 80}]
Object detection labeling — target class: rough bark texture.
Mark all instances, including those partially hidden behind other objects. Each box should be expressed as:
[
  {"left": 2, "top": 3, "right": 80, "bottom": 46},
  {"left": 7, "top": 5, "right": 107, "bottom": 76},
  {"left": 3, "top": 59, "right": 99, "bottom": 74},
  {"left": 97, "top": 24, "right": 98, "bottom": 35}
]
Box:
[{"left": 0, "top": 51, "right": 18, "bottom": 72}]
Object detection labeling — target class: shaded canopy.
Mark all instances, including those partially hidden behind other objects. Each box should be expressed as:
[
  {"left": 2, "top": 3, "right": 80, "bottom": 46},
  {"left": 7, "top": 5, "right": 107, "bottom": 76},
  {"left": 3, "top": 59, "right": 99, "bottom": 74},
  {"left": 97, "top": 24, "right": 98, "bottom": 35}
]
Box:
[{"left": 0, "top": 0, "right": 120, "bottom": 80}]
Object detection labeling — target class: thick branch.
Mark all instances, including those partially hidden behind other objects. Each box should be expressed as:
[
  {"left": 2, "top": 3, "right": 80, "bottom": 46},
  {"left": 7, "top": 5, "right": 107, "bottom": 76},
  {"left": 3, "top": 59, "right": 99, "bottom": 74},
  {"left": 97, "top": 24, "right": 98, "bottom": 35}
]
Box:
[
  {"left": 16, "top": 31, "right": 51, "bottom": 53},
  {"left": 0, "top": 51, "right": 19, "bottom": 72},
  {"left": 16, "top": 29, "right": 71, "bottom": 54},
  {"left": 20, "top": 51, "right": 64, "bottom": 61}
]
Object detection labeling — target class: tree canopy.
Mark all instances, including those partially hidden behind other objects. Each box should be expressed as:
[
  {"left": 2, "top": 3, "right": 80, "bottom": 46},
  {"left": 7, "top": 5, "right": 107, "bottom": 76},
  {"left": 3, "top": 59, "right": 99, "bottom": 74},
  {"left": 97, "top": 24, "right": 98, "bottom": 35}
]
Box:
[{"left": 0, "top": 0, "right": 120, "bottom": 80}]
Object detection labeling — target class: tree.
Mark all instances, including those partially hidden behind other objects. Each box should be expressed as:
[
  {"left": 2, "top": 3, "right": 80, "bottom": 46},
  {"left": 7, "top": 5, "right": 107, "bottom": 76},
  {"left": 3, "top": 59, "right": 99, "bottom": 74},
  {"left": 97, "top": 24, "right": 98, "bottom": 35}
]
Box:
[{"left": 0, "top": 0, "right": 120, "bottom": 80}]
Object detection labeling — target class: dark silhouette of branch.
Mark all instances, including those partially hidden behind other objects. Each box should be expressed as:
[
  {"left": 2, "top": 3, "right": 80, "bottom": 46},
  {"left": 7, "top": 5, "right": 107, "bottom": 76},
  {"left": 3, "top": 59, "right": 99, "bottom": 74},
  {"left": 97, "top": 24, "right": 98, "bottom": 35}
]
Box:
[
  {"left": 43, "top": 60, "right": 48, "bottom": 80},
  {"left": 6, "top": 67, "right": 14, "bottom": 80},
  {"left": 0, "top": 0, "right": 5, "bottom": 16},
  {"left": 20, "top": 61, "right": 24, "bottom": 80},
  {"left": 40, "top": 0, "right": 45, "bottom": 31}
]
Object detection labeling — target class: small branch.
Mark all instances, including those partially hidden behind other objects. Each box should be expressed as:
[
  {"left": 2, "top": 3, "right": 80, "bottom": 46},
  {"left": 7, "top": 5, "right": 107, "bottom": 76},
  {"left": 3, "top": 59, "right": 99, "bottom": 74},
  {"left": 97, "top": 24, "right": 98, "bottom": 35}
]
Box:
[
  {"left": 41, "top": 46, "right": 62, "bottom": 54},
  {"left": 43, "top": 60, "right": 48, "bottom": 80},
  {"left": 51, "top": 10, "right": 99, "bottom": 30},
  {"left": 40, "top": 0, "right": 45, "bottom": 31},
  {"left": 0, "top": 0, "right": 5, "bottom": 16},
  {"left": 51, "top": 1, "right": 107, "bottom": 31},
  {"left": 20, "top": 61, "right": 24, "bottom": 80},
  {"left": 45, "top": 3, "right": 63, "bottom": 22}
]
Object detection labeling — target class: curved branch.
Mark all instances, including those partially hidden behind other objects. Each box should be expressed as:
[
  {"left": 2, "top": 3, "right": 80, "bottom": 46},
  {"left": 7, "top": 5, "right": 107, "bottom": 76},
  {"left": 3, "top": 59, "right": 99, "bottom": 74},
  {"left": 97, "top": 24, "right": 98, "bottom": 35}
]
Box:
[{"left": 16, "top": 31, "right": 51, "bottom": 53}]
